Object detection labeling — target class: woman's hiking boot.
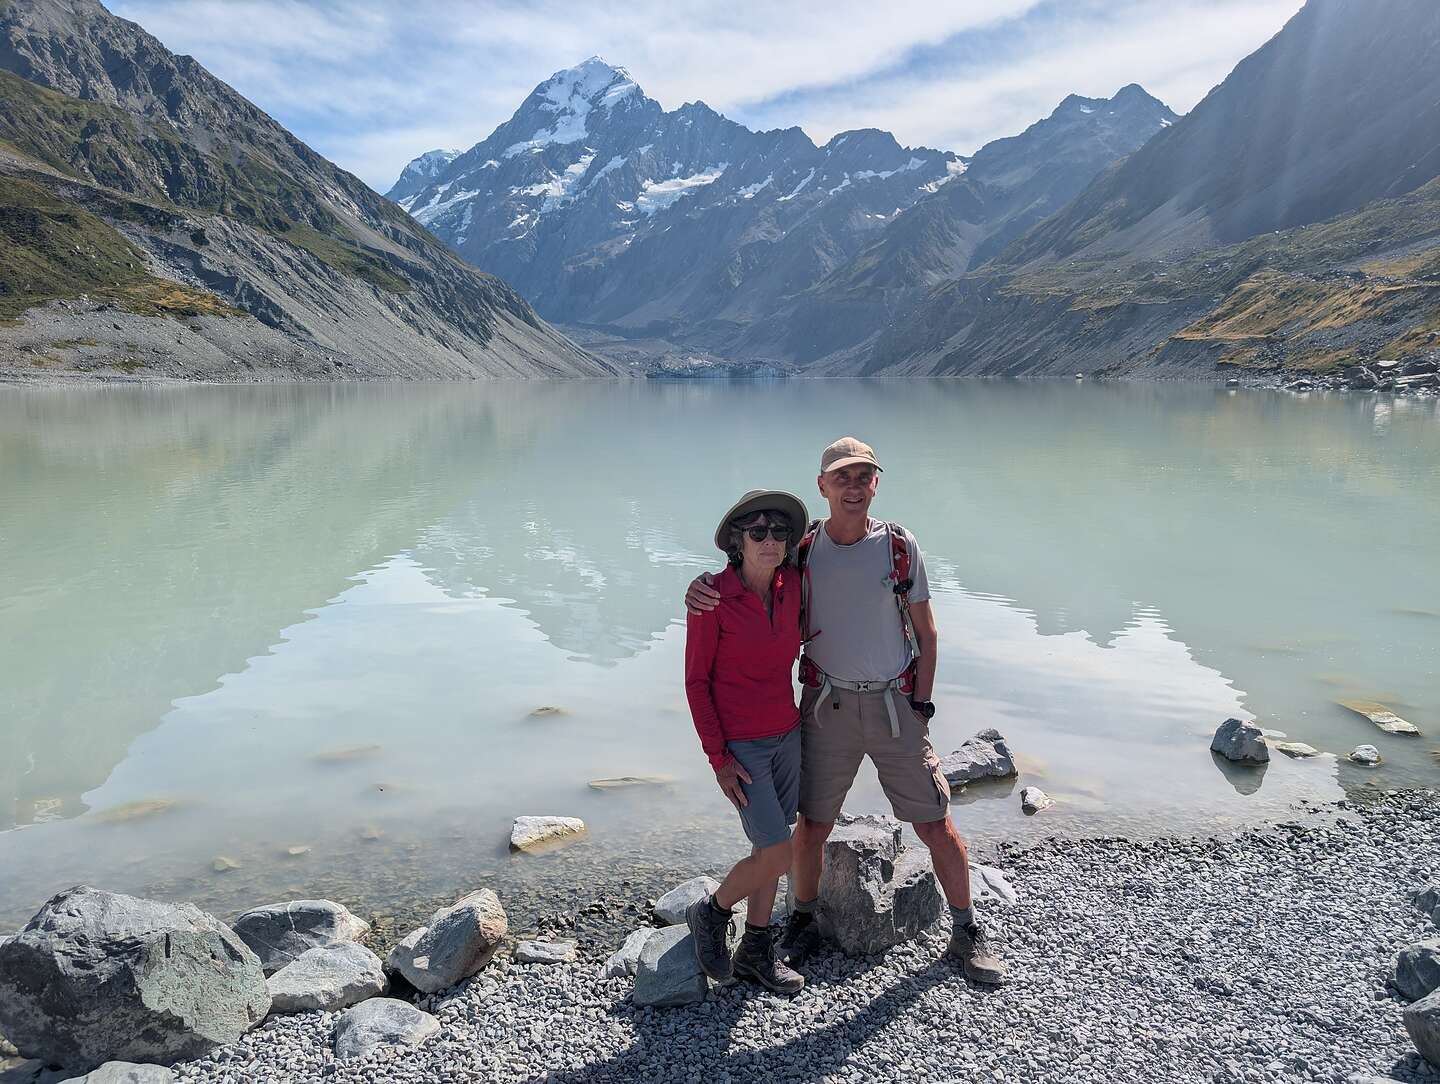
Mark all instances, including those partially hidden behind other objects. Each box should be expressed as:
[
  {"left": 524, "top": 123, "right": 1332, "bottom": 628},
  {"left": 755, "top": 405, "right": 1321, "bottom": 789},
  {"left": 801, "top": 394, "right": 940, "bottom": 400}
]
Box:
[
  {"left": 686, "top": 895, "right": 734, "bottom": 981},
  {"left": 947, "top": 920, "right": 1007, "bottom": 984},
  {"left": 777, "top": 908, "right": 821, "bottom": 966},
  {"left": 733, "top": 924, "right": 805, "bottom": 994}
]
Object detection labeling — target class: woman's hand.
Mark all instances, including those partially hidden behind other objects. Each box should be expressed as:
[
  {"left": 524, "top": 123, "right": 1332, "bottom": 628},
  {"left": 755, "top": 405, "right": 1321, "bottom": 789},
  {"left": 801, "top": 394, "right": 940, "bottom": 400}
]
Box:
[{"left": 714, "top": 757, "right": 752, "bottom": 810}]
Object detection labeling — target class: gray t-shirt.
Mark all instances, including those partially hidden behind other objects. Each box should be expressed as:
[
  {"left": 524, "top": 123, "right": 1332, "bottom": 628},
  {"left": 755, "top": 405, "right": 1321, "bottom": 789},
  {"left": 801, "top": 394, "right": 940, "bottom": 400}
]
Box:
[{"left": 804, "top": 518, "right": 930, "bottom": 682}]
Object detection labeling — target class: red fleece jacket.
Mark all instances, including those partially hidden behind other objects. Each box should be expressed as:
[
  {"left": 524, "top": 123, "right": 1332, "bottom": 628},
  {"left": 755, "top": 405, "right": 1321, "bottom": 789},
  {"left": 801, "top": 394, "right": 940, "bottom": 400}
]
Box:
[{"left": 684, "top": 565, "right": 802, "bottom": 771}]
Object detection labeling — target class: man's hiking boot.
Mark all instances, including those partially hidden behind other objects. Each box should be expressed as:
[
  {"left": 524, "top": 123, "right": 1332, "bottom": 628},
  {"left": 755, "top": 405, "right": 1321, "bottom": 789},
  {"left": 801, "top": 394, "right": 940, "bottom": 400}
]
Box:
[
  {"left": 733, "top": 925, "right": 805, "bottom": 995},
  {"left": 947, "top": 920, "right": 1007, "bottom": 985},
  {"left": 777, "top": 909, "right": 821, "bottom": 966},
  {"left": 686, "top": 895, "right": 734, "bottom": 981}
]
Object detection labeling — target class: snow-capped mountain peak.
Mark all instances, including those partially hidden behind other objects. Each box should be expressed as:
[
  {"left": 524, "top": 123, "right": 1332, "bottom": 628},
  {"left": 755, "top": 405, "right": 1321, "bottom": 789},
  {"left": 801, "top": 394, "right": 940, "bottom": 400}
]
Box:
[{"left": 385, "top": 147, "right": 461, "bottom": 205}]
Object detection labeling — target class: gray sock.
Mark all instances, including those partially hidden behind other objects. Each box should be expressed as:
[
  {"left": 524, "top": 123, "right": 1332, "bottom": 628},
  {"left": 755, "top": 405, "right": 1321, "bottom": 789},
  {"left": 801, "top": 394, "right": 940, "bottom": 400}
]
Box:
[
  {"left": 950, "top": 904, "right": 975, "bottom": 929},
  {"left": 794, "top": 896, "right": 818, "bottom": 913}
]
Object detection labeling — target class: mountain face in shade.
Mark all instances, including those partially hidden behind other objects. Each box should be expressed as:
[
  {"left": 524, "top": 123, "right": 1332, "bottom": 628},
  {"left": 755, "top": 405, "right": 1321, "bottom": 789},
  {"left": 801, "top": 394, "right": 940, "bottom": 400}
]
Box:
[
  {"left": 388, "top": 57, "right": 964, "bottom": 338},
  {"left": 1000, "top": 0, "right": 1440, "bottom": 266},
  {"left": 0, "top": 0, "right": 613, "bottom": 379}
]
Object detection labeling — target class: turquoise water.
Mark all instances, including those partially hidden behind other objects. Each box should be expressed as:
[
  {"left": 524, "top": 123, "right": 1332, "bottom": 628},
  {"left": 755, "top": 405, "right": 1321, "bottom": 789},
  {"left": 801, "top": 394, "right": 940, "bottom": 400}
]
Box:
[{"left": 1, "top": 380, "right": 1436, "bottom": 929}]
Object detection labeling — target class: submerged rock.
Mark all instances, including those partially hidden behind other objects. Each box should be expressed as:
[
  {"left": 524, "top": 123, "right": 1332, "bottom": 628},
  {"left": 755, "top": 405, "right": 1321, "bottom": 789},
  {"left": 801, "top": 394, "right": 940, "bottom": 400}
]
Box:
[
  {"left": 0, "top": 885, "right": 269, "bottom": 1073},
  {"left": 1211, "top": 718, "right": 1270, "bottom": 763},
  {"left": 654, "top": 876, "right": 719, "bottom": 925},
  {"left": 510, "top": 816, "right": 587, "bottom": 853},
  {"left": 632, "top": 925, "right": 708, "bottom": 1007},
  {"left": 1275, "top": 742, "right": 1323, "bottom": 758},
  {"left": 938, "top": 729, "right": 1017, "bottom": 788},
  {"left": 267, "top": 942, "right": 387, "bottom": 1014},
  {"left": 813, "top": 813, "right": 943, "bottom": 957},
  {"left": 588, "top": 775, "right": 673, "bottom": 791},
  {"left": 385, "top": 889, "right": 507, "bottom": 994},
  {"left": 333, "top": 998, "right": 439, "bottom": 1061},
  {"left": 231, "top": 900, "right": 370, "bottom": 976},
  {"left": 1340, "top": 700, "right": 1421, "bottom": 735}
]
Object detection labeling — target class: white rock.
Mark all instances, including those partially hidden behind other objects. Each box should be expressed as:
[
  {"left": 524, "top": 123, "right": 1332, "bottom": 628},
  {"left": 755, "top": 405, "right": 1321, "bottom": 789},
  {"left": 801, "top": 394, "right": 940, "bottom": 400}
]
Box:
[
  {"left": 1350, "top": 744, "right": 1383, "bottom": 766},
  {"left": 969, "top": 865, "right": 1019, "bottom": 904},
  {"left": 333, "top": 998, "right": 439, "bottom": 1061},
  {"left": 514, "top": 939, "right": 576, "bottom": 964},
  {"left": 1020, "top": 786, "right": 1054, "bottom": 815},
  {"left": 1340, "top": 699, "right": 1421, "bottom": 735},
  {"left": 654, "top": 876, "right": 719, "bottom": 925},
  {"left": 1275, "top": 742, "right": 1323, "bottom": 758},
  {"left": 56, "top": 1063, "right": 177, "bottom": 1083},
  {"left": 266, "top": 941, "right": 387, "bottom": 1013},
  {"left": 510, "top": 816, "right": 587, "bottom": 853}
]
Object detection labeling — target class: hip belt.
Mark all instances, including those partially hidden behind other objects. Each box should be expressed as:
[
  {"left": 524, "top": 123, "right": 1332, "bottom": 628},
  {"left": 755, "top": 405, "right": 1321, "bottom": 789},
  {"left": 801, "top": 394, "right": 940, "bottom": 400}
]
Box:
[{"left": 801, "top": 657, "right": 914, "bottom": 739}]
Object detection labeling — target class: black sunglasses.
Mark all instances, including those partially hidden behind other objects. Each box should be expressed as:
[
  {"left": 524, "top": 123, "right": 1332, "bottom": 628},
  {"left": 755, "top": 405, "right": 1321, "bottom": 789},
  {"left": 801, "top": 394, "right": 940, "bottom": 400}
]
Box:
[{"left": 743, "top": 524, "right": 792, "bottom": 542}]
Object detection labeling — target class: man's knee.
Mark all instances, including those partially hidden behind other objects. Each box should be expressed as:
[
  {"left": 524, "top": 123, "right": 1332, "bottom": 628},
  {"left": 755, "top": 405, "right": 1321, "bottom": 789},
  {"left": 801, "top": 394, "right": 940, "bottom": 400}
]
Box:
[{"left": 913, "top": 815, "right": 962, "bottom": 850}]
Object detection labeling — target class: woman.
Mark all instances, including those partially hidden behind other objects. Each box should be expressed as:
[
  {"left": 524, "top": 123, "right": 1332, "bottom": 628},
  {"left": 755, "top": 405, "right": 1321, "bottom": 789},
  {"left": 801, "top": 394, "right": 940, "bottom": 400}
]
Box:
[{"left": 683, "top": 488, "right": 810, "bottom": 994}]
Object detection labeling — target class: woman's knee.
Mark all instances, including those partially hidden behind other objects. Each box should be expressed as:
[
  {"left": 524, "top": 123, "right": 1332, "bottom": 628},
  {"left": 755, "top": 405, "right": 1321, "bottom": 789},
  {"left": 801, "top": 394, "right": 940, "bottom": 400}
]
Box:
[{"left": 758, "top": 838, "right": 792, "bottom": 877}]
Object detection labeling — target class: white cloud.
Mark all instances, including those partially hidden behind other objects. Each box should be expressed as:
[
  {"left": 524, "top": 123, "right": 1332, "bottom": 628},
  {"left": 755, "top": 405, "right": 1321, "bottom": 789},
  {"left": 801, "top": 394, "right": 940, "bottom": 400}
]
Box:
[{"left": 110, "top": 0, "right": 1305, "bottom": 191}]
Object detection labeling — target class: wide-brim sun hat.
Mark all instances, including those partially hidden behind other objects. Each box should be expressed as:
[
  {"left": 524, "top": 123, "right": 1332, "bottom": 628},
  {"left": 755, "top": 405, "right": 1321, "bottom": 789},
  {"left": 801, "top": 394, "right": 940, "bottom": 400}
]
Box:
[{"left": 712, "top": 489, "right": 810, "bottom": 553}]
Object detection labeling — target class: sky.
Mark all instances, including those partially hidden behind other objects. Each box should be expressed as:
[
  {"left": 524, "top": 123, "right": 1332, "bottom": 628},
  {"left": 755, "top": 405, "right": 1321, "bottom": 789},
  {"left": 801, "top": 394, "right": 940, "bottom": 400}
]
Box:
[{"left": 111, "top": 0, "right": 1306, "bottom": 194}]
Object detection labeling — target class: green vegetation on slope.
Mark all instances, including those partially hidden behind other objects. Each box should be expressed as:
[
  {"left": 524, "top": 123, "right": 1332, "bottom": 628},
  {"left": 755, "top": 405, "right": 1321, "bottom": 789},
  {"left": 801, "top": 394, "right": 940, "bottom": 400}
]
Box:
[
  {"left": 0, "top": 69, "right": 411, "bottom": 313},
  {"left": 0, "top": 174, "right": 236, "bottom": 322}
]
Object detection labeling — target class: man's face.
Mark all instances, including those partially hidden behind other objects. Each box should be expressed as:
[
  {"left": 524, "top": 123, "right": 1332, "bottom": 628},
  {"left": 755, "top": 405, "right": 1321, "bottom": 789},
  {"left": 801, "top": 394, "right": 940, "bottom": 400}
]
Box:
[{"left": 818, "top": 463, "right": 878, "bottom": 517}]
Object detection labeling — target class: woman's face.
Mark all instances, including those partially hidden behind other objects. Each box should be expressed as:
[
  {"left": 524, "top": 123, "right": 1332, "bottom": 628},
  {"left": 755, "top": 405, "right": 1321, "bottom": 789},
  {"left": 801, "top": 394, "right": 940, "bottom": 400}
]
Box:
[{"left": 738, "top": 512, "right": 789, "bottom": 573}]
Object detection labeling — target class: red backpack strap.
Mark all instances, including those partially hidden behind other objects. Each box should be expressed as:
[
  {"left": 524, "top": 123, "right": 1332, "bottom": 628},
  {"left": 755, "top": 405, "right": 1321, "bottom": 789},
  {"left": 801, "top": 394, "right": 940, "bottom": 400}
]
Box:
[
  {"left": 884, "top": 521, "right": 920, "bottom": 664},
  {"left": 797, "top": 519, "right": 823, "bottom": 643}
]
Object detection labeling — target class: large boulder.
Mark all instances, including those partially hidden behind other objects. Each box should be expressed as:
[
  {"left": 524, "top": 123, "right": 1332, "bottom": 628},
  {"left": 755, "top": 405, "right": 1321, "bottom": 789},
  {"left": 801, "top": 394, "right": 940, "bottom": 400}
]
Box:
[
  {"left": 385, "top": 889, "right": 506, "bottom": 994},
  {"left": 1404, "top": 987, "right": 1440, "bottom": 1069},
  {"left": 813, "top": 814, "right": 943, "bottom": 956},
  {"left": 1416, "top": 886, "right": 1440, "bottom": 926},
  {"left": 632, "top": 925, "right": 708, "bottom": 1008},
  {"left": 333, "top": 998, "right": 439, "bottom": 1061},
  {"left": 1393, "top": 939, "right": 1440, "bottom": 1002},
  {"left": 938, "top": 729, "right": 1016, "bottom": 788},
  {"left": 56, "top": 1064, "right": 177, "bottom": 1084},
  {"left": 1211, "top": 718, "right": 1270, "bottom": 763},
  {"left": 601, "top": 928, "right": 660, "bottom": 979},
  {"left": 509, "top": 816, "right": 587, "bottom": 853},
  {"left": 267, "top": 942, "right": 387, "bottom": 1014},
  {"left": 654, "top": 876, "right": 720, "bottom": 925},
  {"left": 230, "top": 900, "right": 369, "bottom": 976},
  {"left": 0, "top": 886, "right": 269, "bottom": 1073}
]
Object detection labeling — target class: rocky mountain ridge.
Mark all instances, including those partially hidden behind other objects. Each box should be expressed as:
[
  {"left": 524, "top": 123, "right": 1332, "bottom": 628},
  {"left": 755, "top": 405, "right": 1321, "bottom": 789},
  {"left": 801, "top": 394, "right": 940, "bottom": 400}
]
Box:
[{"left": 0, "top": 0, "right": 614, "bottom": 381}]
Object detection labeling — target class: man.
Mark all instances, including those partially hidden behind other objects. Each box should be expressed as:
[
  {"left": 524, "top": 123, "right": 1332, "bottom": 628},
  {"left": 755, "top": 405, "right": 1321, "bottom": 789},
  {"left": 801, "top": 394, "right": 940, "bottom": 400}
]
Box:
[{"left": 685, "top": 437, "right": 1006, "bottom": 984}]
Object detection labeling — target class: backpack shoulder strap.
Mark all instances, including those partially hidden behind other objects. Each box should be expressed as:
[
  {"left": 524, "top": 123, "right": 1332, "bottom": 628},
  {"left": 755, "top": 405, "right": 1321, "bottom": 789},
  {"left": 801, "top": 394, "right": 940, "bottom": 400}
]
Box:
[
  {"left": 797, "top": 519, "right": 823, "bottom": 641},
  {"left": 883, "top": 521, "right": 920, "bottom": 661}
]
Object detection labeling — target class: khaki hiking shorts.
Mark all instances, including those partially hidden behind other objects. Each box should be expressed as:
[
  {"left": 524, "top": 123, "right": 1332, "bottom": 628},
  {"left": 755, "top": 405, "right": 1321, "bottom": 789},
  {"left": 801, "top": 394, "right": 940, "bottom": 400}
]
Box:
[{"left": 797, "top": 684, "right": 952, "bottom": 825}]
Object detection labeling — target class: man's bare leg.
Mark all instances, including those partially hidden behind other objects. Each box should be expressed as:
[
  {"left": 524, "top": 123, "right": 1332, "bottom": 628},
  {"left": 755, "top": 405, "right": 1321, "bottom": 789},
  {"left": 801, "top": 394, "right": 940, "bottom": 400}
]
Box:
[
  {"left": 913, "top": 815, "right": 1005, "bottom": 983},
  {"left": 777, "top": 814, "right": 831, "bottom": 964}
]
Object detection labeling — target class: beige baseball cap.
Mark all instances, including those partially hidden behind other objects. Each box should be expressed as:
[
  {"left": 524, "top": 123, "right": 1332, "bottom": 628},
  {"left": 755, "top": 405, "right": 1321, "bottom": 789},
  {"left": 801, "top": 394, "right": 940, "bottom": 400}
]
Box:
[{"left": 820, "top": 436, "right": 883, "bottom": 474}]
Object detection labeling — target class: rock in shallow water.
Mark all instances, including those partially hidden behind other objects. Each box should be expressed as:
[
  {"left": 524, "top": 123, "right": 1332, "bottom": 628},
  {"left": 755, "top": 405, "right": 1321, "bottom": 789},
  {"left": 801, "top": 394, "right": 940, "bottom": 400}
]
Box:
[
  {"left": 1350, "top": 745, "right": 1383, "bottom": 766},
  {"left": 231, "top": 899, "right": 370, "bottom": 976},
  {"left": 267, "top": 941, "right": 387, "bottom": 1013},
  {"left": 333, "top": 998, "right": 440, "bottom": 1061},
  {"left": 1211, "top": 718, "right": 1270, "bottom": 763},
  {"left": 1020, "top": 786, "right": 1054, "bottom": 815},
  {"left": 509, "top": 816, "right": 587, "bottom": 853},
  {"left": 0, "top": 885, "right": 269, "bottom": 1074},
  {"left": 653, "top": 876, "right": 719, "bottom": 925},
  {"left": 1275, "top": 741, "right": 1323, "bottom": 758},
  {"left": 1340, "top": 700, "right": 1422, "bottom": 735},
  {"left": 632, "top": 925, "right": 708, "bottom": 1008},
  {"left": 938, "top": 729, "right": 1017, "bottom": 788},
  {"left": 385, "top": 889, "right": 507, "bottom": 994}
]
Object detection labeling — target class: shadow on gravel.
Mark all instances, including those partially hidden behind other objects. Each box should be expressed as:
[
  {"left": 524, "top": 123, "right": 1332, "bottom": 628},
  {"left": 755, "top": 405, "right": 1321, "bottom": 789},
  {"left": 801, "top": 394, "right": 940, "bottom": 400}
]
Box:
[{"left": 524, "top": 955, "right": 994, "bottom": 1084}]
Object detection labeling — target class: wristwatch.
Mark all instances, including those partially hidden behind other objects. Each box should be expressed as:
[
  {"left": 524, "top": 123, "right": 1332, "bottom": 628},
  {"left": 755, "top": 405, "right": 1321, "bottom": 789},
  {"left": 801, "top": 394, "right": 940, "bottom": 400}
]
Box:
[{"left": 908, "top": 698, "right": 936, "bottom": 719}]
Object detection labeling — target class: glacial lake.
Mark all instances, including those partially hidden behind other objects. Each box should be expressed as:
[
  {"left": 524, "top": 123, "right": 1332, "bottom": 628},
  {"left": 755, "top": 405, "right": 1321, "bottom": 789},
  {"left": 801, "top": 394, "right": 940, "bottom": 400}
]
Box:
[{"left": 2, "top": 379, "right": 1438, "bottom": 932}]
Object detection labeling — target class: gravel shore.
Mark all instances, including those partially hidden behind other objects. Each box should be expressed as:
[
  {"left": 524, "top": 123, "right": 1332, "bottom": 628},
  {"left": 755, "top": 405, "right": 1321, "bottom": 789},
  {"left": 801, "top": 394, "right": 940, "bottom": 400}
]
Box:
[{"left": 168, "top": 790, "right": 1440, "bottom": 1084}]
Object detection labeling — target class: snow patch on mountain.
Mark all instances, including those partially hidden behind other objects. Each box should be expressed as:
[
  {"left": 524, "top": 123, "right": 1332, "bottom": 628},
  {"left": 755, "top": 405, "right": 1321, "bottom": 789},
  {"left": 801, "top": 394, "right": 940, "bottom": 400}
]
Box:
[
  {"left": 636, "top": 165, "right": 728, "bottom": 215},
  {"left": 920, "top": 158, "right": 969, "bottom": 193},
  {"left": 737, "top": 174, "right": 773, "bottom": 199},
  {"left": 518, "top": 153, "right": 598, "bottom": 212},
  {"left": 852, "top": 157, "right": 925, "bottom": 183},
  {"left": 777, "top": 167, "right": 816, "bottom": 202}
]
